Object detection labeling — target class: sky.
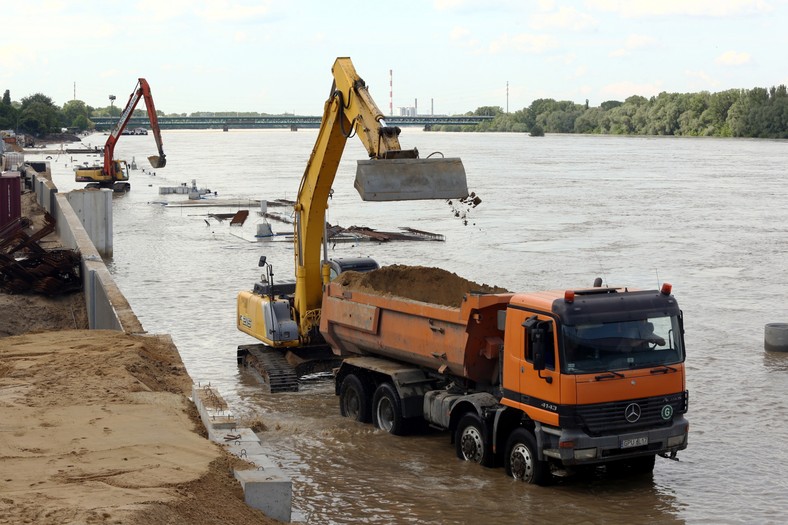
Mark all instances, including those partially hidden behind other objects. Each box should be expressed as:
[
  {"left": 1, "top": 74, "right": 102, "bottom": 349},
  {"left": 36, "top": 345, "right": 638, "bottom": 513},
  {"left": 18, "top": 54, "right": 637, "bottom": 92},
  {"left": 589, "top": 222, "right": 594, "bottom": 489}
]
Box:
[{"left": 2, "top": 0, "right": 787, "bottom": 116}]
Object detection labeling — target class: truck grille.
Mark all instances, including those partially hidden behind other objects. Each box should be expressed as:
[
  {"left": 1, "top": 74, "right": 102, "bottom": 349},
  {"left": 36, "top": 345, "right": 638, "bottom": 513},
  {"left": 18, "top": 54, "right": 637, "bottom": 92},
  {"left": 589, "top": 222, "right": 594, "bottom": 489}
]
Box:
[{"left": 564, "top": 391, "right": 688, "bottom": 436}]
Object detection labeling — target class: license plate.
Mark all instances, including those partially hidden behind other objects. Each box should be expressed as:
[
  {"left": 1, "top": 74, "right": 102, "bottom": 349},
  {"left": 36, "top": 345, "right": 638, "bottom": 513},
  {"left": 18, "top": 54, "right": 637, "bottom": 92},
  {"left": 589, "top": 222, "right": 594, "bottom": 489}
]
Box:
[{"left": 621, "top": 437, "right": 648, "bottom": 449}]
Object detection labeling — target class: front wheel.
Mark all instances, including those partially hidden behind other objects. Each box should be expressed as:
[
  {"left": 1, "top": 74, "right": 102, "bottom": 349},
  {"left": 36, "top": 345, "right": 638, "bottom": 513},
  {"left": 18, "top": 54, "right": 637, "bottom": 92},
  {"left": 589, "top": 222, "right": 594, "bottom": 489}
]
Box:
[
  {"left": 455, "top": 413, "right": 493, "bottom": 467},
  {"left": 372, "top": 383, "right": 405, "bottom": 435},
  {"left": 504, "top": 428, "right": 551, "bottom": 485}
]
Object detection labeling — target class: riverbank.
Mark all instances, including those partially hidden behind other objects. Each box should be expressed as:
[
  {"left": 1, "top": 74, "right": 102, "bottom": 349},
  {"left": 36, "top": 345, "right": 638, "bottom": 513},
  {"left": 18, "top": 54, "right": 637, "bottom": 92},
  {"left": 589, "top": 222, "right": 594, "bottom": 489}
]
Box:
[{"left": 0, "top": 176, "right": 281, "bottom": 524}]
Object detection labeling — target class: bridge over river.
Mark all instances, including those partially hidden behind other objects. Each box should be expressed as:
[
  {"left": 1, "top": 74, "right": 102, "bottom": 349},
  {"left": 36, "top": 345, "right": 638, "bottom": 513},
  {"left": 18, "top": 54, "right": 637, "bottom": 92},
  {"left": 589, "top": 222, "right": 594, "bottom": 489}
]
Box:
[{"left": 91, "top": 115, "right": 492, "bottom": 131}]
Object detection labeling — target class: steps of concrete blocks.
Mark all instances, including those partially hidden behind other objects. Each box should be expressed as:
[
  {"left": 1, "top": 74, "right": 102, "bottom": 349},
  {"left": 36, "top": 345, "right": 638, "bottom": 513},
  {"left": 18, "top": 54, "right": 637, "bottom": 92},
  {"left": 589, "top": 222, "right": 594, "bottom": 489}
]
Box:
[{"left": 191, "top": 383, "right": 292, "bottom": 523}]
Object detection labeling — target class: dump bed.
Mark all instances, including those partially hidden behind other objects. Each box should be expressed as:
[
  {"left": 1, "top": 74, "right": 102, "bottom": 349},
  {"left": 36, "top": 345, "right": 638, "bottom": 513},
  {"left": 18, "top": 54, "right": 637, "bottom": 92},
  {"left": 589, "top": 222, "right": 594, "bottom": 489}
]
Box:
[{"left": 319, "top": 281, "right": 513, "bottom": 384}]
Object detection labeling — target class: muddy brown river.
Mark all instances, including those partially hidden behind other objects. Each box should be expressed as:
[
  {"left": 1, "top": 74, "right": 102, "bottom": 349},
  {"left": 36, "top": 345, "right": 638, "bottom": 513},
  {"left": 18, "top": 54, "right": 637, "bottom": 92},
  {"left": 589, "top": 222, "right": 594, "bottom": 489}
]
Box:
[{"left": 40, "top": 130, "right": 788, "bottom": 524}]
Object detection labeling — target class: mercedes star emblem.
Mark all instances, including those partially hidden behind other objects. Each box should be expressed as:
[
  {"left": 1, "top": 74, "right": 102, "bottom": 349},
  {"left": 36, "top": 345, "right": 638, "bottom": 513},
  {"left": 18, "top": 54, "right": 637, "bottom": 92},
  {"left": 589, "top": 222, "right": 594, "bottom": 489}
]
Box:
[{"left": 625, "top": 403, "right": 642, "bottom": 423}]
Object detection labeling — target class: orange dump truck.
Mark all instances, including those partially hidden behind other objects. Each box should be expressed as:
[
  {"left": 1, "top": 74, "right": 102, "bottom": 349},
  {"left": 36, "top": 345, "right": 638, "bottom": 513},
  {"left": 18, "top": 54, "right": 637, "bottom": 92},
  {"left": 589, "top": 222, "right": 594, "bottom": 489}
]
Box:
[{"left": 319, "top": 272, "right": 689, "bottom": 484}]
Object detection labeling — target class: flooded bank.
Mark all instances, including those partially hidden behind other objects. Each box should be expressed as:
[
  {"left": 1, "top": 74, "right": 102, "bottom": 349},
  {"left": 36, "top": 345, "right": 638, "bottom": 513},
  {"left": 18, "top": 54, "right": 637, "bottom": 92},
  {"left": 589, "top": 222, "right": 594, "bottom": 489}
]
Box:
[{"left": 36, "top": 130, "right": 788, "bottom": 524}]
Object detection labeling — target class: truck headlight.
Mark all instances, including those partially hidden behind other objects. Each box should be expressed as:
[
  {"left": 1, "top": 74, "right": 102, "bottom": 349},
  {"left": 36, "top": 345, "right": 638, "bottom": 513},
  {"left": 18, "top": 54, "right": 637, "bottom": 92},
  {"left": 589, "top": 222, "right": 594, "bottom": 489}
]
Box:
[
  {"left": 573, "top": 448, "right": 597, "bottom": 460},
  {"left": 668, "top": 434, "right": 686, "bottom": 447}
]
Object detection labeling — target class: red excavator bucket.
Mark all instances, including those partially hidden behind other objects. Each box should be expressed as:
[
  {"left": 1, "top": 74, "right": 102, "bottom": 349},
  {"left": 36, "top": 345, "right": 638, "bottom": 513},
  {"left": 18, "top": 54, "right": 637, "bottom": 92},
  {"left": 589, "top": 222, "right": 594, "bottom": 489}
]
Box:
[{"left": 148, "top": 155, "right": 166, "bottom": 169}]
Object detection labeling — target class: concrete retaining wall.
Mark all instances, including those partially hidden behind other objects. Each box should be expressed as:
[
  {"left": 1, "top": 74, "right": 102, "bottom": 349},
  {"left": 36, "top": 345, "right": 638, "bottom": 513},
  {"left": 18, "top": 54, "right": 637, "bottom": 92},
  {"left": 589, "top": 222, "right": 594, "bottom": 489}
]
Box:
[{"left": 25, "top": 164, "right": 143, "bottom": 333}]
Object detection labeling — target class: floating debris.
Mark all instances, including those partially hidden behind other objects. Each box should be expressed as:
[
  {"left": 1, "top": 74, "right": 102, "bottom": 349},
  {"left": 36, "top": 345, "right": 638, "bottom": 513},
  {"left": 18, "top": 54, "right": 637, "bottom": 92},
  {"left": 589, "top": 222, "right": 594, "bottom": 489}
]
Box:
[{"left": 447, "top": 191, "right": 482, "bottom": 226}]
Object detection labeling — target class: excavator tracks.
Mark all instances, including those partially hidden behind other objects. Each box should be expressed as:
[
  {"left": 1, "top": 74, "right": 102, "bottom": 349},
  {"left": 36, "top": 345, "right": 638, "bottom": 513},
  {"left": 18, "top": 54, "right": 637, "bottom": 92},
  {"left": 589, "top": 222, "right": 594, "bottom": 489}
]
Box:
[{"left": 237, "top": 344, "right": 299, "bottom": 393}]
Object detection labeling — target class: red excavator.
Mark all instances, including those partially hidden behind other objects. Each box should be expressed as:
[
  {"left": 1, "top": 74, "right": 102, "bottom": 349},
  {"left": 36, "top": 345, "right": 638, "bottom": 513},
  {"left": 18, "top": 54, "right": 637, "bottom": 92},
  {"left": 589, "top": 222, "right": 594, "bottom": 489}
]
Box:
[{"left": 75, "top": 78, "right": 166, "bottom": 192}]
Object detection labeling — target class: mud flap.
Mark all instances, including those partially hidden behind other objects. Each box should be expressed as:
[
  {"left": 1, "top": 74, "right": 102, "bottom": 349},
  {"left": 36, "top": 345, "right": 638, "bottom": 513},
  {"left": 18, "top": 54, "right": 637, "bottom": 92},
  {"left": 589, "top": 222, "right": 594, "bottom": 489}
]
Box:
[{"left": 354, "top": 157, "right": 468, "bottom": 201}]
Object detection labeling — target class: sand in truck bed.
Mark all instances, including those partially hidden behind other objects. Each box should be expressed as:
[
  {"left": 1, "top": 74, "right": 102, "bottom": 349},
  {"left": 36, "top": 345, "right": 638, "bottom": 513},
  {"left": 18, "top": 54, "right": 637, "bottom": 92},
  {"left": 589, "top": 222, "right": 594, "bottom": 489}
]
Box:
[{"left": 335, "top": 264, "right": 509, "bottom": 308}]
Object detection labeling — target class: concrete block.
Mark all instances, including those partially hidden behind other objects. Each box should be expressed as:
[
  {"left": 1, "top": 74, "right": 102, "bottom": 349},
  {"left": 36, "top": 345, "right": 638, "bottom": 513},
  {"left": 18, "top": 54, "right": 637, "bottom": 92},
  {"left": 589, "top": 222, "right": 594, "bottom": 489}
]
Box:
[
  {"left": 234, "top": 469, "right": 292, "bottom": 523},
  {"left": 190, "top": 384, "right": 293, "bottom": 522},
  {"left": 65, "top": 189, "right": 113, "bottom": 256}
]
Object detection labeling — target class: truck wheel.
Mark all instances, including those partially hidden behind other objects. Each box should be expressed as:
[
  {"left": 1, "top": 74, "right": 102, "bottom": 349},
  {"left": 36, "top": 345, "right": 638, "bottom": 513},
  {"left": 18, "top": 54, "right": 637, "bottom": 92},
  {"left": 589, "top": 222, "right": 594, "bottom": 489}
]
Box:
[
  {"left": 372, "top": 383, "right": 405, "bottom": 435},
  {"left": 339, "top": 374, "right": 371, "bottom": 423},
  {"left": 504, "top": 428, "right": 551, "bottom": 485},
  {"left": 455, "top": 413, "right": 493, "bottom": 467}
]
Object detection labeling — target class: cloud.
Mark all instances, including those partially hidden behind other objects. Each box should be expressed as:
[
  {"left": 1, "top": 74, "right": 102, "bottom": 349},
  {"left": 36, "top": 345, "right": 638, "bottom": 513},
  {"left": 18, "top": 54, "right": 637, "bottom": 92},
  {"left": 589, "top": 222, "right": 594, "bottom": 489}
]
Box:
[
  {"left": 610, "top": 33, "right": 658, "bottom": 57},
  {"left": 586, "top": 0, "right": 772, "bottom": 17},
  {"left": 715, "top": 51, "right": 752, "bottom": 65},
  {"left": 530, "top": 6, "right": 598, "bottom": 30},
  {"left": 601, "top": 80, "right": 663, "bottom": 99},
  {"left": 434, "top": 0, "right": 469, "bottom": 10},
  {"left": 489, "top": 33, "right": 560, "bottom": 54},
  {"left": 134, "top": 0, "right": 194, "bottom": 21},
  {"left": 196, "top": 0, "right": 273, "bottom": 23},
  {"left": 434, "top": 0, "right": 512, "bottom": 12},
  {"left": 450, "top": 26, "right": 483, "bottom": 52},
  {"left": 686, "top": 70, "right": 721, "bottom": 89}
]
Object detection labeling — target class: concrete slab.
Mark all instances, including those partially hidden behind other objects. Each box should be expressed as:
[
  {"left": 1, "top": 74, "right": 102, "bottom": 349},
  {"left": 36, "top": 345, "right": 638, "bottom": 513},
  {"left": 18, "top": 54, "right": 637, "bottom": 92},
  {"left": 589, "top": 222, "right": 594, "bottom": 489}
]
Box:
[{"left": 235, "top": 469, "right": 292, "bottom": 523}]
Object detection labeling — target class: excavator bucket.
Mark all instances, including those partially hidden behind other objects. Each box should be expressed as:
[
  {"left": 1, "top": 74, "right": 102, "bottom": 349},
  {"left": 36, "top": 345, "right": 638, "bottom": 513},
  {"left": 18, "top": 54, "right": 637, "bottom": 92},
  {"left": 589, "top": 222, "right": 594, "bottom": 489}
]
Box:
[
  {"left": 354, "top": 157, "right": 469, "bottom": 201},
  {"left": 148, "top": 155, "right": 166, "bottom": 169}
]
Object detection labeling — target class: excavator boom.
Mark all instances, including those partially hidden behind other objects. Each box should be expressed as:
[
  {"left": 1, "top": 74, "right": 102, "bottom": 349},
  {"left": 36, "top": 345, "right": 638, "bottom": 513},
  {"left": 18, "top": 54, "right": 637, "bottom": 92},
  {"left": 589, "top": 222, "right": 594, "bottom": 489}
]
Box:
[
  {"left": 76, "top": 78, "right": 166, "bottom": 191},
  {"left": 292, "top": 57, "right": 468, "bottom": 339},
  {"left": 106, "top": 78, "right": 166, "bottom": 172},
  {"left": 237, "top": 57, "right": 468, "bottom": 352}
]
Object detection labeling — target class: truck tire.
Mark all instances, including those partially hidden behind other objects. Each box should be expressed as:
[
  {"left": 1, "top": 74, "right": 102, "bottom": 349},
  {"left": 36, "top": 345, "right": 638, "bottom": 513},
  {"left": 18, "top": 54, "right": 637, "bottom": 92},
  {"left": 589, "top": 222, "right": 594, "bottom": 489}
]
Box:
[
  {"left": 339, "top": 374, "right": 371, "bottom": 423},
  {"left": 372, "top": 383, "right": 405, "bottom": 435},
  {"left": 504, "top": 428, "right": 551, "bottom": 485},
  {"left": 455, "top": 413, "right": 493, "bottom": 467}
]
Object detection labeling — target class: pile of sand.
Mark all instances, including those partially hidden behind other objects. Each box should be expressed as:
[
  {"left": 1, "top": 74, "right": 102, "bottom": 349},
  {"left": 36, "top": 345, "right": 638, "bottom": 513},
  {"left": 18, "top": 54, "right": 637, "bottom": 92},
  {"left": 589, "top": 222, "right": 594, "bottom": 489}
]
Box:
[
  {"left": 336, "top": 264, "right": 508, "bottom": 308},
  {"left": 0, "top": 330, "right": 278, "bottom": 525}
]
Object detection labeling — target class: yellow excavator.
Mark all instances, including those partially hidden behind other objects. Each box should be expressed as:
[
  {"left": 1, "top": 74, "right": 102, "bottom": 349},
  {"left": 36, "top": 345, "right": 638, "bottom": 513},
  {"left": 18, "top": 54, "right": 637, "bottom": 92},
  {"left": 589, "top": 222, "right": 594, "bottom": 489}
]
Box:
[
  {"left": 236, "top": 57, "right": 469, "bottom": 391},
  {"left": 75, "top": 78, "right": 166, "bottom": 192}
]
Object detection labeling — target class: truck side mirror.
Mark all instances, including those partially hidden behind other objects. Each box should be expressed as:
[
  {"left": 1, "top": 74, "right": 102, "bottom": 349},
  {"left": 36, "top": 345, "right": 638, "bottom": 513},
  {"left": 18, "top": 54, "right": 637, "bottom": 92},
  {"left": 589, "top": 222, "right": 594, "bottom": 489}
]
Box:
[
  {"left": 531, "top": 329, "right": 547, "bottom": 371},
  {"left": 522, "top": 315, "right": 552, "bottom": 383},
  {"left": 522, "top": 315, "right": 546, "bottom": 369}
]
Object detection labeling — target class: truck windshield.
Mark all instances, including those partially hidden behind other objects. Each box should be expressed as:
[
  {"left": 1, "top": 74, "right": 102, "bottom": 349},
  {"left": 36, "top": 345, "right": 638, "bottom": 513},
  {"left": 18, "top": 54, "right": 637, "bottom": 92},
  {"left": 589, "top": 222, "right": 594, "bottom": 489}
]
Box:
[{"left": 560, "top": 316, "right": 684, "bottom": 374}]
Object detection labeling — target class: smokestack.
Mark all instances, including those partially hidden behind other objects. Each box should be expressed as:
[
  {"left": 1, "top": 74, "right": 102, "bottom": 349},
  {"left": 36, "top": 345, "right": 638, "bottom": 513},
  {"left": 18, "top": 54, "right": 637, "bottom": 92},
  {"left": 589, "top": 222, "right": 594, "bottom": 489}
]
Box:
[
  {"left": 414, "top": 98, "right": 417, "bottom": 116},
  {"left": 389, "top": 69, "right": 393, "bottom": 117},
  {"left": 431, "top": 98, "right": 433, "bottom": 116}
]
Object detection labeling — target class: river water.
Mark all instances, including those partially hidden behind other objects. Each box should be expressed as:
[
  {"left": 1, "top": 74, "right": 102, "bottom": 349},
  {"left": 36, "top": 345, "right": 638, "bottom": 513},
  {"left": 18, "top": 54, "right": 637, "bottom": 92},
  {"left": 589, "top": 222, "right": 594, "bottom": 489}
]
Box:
[{"left": 38, "top": 130, "right": 788, "bottom": 524}]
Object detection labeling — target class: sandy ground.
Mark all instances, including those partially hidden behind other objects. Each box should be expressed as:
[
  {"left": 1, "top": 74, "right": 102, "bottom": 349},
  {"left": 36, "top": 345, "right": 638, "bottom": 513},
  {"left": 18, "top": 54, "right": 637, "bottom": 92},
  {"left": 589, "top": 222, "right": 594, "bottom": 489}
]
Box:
[
  {"left": 0, "top": 330, "right": 277, "bottom": 525},
  {"left": 1, "top": 186, "right": 281, "bottom": 524}
]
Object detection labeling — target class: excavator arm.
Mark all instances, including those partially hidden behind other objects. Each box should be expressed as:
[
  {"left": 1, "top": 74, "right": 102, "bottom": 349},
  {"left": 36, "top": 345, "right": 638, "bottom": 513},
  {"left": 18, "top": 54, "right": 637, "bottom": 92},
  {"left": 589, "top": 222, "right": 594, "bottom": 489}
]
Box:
[
  {"left": 104, "top": 78, "right": 166, "bottom": 178},
  {"left": 292, "top": 57, "right": 468, "bottom": 341}
]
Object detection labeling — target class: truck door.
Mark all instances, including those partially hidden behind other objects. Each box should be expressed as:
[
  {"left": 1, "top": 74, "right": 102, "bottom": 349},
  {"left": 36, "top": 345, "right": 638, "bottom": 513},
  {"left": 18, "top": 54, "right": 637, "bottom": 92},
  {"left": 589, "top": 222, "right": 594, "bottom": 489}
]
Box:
[{"left": 503, "top": 312, "right": 561, "bottom": 426}]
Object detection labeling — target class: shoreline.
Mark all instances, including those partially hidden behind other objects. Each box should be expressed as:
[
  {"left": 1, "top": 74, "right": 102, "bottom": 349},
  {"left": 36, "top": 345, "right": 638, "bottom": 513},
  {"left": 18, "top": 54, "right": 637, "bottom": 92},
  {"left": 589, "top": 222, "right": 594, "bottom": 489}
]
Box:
[{"left": 0, "top": 164, "right": 284, "bottom": 524}]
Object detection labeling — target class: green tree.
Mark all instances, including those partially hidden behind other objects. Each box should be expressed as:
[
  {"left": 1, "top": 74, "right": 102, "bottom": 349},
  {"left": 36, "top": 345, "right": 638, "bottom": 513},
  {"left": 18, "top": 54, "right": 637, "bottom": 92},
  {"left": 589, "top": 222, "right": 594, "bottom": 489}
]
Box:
[
  {"left": 71, "top": 114, "right": 92, "bottom": 131},
  {"left": 472, "top": 106, "right": 504, "bottom": 117},
  {"left": 19, "top": 93, "right": 60, "bottom": 135},
  {"left": 62, "top": 100, "right": 91, "bottom": 129},
  {"left": 0, "top": 89, "right": 17, "bottom": 129}
]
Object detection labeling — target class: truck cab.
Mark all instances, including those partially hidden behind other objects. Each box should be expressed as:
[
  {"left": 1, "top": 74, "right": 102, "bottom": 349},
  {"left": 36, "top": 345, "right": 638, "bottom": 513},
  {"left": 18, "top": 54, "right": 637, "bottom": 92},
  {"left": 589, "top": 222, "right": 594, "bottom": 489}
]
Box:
[{"left": 499, "top": 285, "right": 688, "bottom": 479}]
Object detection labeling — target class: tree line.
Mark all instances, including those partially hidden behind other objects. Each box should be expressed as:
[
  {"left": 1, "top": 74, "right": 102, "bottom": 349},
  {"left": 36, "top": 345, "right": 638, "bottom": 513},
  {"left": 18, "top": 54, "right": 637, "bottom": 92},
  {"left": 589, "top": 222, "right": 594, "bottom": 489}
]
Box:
[
  {"left": 437, "top": 85, "right": 788, "bottom": 139},
  {"left": 3, "top": 85, "right": 787, "bottom": 139}
]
